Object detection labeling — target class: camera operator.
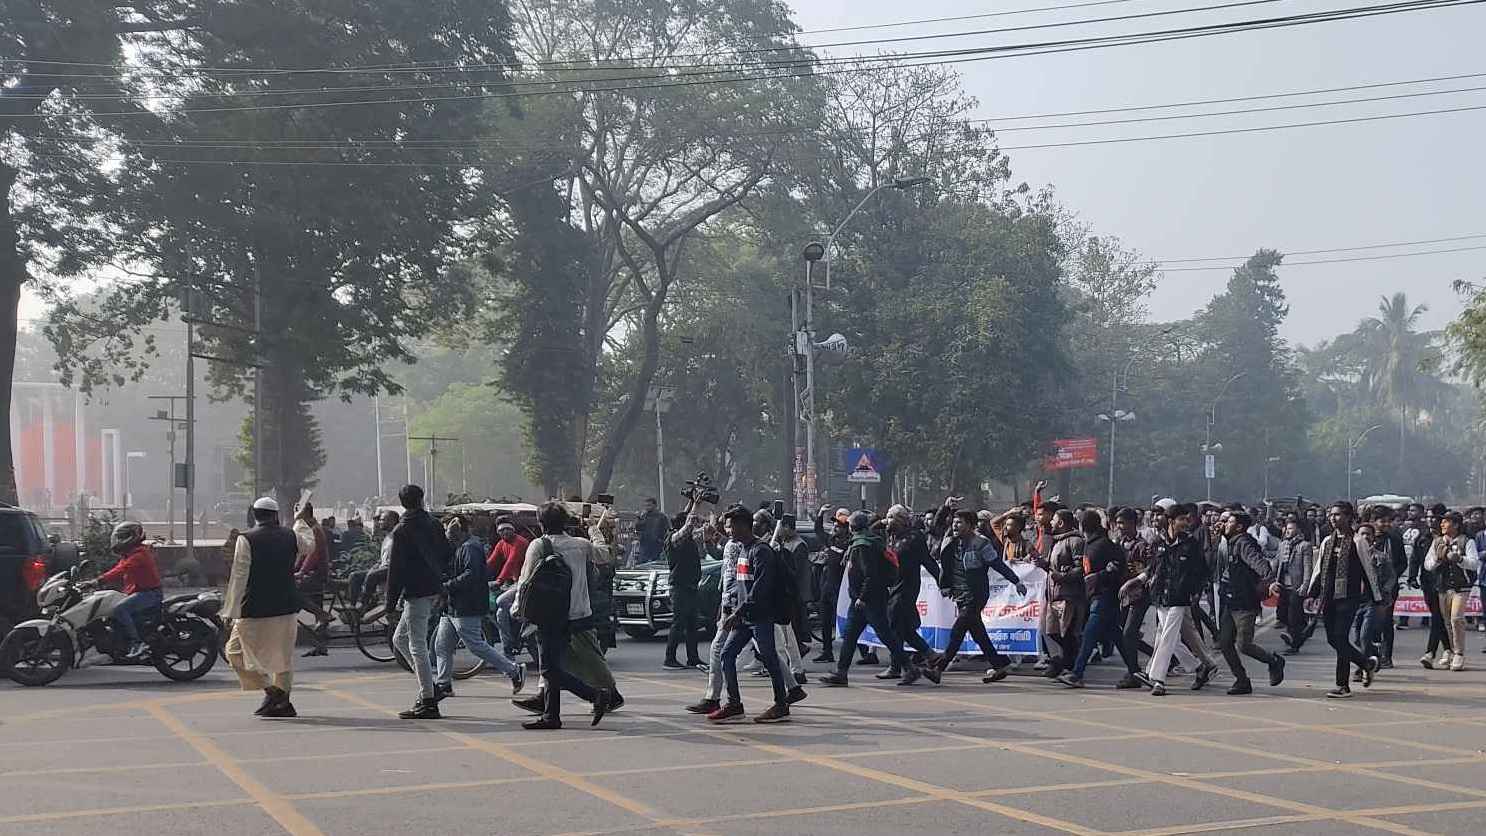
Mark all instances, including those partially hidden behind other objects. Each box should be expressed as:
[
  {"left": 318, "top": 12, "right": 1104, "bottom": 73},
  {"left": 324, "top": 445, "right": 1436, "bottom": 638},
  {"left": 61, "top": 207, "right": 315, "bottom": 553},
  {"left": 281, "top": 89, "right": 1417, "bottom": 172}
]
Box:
[{"left": 664, "top": 493, "right": 709, "bottom": 670}]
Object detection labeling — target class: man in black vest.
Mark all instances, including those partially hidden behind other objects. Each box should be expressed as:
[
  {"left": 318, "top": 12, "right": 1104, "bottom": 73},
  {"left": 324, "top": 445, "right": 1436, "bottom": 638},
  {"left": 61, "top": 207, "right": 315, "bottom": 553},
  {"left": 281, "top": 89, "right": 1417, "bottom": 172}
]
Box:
[{"left": 223, "top": 497, "right": 303, "bottom": 718}]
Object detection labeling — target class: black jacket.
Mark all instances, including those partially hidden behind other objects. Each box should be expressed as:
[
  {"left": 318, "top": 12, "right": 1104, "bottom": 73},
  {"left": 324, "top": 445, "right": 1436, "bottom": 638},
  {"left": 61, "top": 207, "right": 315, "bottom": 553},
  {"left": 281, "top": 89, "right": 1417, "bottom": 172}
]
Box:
[
  {"left": 737, "top": 540, "right": 783, "bottom": 626},
  {"left": 1148, "top": 532, "right": 1209, "bottom": 608},
  {"left": 1219, "top": 532, "right": 1271, "bottom": 611},
  {"left": 387, "top": 508, "right": 452, "bottom": 606},
  {"left": 667, "top": 531, "right": 703, "bottom": 587},
  {"left": 888, "top": 528, "right": 939, "bottom": 603},
  {"left": 845, "top": 531, "right": 895, "bottom": 604},
  {"left": 1082, "top": 533, "right": 1126, "bottom": 601},
  {"left": 443, "top": 536, "right": 489, "bottom": 616}
]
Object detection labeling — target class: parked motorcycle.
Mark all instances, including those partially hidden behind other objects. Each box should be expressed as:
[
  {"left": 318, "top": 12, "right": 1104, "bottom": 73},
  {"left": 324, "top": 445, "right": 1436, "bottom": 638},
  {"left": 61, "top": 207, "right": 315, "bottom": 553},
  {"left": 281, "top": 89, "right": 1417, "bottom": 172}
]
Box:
[{"left": 0, "top": 561, "right": 222, "bottom": 686}]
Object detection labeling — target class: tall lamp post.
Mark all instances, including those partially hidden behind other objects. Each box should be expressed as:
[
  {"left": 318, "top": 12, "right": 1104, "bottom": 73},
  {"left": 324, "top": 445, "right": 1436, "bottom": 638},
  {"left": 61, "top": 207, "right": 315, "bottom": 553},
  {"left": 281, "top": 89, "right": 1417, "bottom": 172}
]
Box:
[
  {"left": 1263, "top": 456, "right": 1282, "bottom": 501},
  {"left": 1347, "top": 424, "right": 1384, "bottom": 503},
  {"left": 1103, "top": 327, "right": 1174, "bottom": 506},
  {"left": 1203, "top": 372, "right": 1247, "bottom": 501},
  {"left": 1097, "top": 409, "right": 1137, "bottom": 507},
  {"left": 794, "top": 175, "right": 930, "bottom": 516}
]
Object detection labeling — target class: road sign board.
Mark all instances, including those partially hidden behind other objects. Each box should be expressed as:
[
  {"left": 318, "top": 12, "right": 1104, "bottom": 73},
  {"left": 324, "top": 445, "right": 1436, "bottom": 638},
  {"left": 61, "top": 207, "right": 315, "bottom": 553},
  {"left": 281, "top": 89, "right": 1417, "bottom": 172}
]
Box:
[
  {"left": 1204, "top": 454, "right": 1216, "bottom": 480},
  {"left": 846, "top": 447, "right": 883, "bottom": 484}
]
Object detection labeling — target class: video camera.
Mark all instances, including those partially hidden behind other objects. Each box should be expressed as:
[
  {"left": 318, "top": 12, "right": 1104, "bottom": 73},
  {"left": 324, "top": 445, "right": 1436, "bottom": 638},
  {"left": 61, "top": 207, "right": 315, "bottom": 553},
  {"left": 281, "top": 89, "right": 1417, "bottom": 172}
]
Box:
[{"left": 682, "top": 472, "right": 720, "bottom": 505}]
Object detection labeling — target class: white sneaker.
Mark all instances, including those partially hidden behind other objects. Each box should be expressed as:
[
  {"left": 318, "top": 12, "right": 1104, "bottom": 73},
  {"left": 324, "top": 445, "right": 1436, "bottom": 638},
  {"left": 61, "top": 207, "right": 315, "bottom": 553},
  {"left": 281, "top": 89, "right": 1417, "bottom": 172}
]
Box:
[
  {"left": 1450, "top": 653, "right": 1466, "bottom": 672},
  {"left": 1420, "top": 653, "right": 1436, "bottom": 670},
  {"left": 1437, "top": 651, "right": 1455, "bottom": 669}
]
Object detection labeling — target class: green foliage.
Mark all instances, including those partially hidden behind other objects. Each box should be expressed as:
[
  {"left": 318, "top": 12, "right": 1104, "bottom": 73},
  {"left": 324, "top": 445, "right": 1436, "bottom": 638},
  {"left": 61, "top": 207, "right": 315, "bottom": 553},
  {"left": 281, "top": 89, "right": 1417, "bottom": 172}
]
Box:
[{"left": 408, "top": 383, "right": 538, "bottom": 503}]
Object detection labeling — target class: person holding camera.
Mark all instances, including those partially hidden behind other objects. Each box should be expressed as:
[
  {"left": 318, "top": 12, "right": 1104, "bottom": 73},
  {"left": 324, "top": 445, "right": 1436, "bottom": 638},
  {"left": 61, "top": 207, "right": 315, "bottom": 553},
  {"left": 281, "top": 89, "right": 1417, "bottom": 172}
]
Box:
[{"left": 663, "top": 494, "right": 708, "bottom": 671}]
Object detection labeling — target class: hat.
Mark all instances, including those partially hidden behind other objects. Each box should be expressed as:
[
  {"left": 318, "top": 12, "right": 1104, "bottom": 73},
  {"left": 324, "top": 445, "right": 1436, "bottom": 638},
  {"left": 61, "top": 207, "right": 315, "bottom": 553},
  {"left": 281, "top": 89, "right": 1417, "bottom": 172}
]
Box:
[
  {"left": 496, "top": 522, "right": 515, "bottom": 533},
  {"left": 976, "top": 509, "right": 994, "bottom": 521},
  {"left": 834, "top": 508, "right": 850, "bottom": 525},
  {"left": 252, "top": 496, "right": 279, "bottom": 512},
  {"left": 1153, "top": 498, "right": 1177, "bottom": 512}
]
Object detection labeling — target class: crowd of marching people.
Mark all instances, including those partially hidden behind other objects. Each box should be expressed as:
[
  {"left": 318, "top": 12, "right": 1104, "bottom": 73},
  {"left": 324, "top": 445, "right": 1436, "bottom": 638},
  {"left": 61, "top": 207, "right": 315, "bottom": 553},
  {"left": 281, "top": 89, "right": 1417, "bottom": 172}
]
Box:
[
  {"left": 214, "top": 481, "right": 1480, "bottom": 728},
  {"left": 661, "top": 488, "right": 1482, "bottom": 722}
]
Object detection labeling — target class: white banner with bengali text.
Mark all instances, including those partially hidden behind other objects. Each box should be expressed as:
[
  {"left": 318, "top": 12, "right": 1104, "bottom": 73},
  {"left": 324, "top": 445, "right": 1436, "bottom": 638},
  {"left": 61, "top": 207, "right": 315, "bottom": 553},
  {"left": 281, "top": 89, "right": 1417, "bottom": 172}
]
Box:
[
  {"left": 1394, "top": 585, "right": 1482, "bottom": 617},
  {"left": 837, "top": 564, "right": 1048, "bottom": 655}
]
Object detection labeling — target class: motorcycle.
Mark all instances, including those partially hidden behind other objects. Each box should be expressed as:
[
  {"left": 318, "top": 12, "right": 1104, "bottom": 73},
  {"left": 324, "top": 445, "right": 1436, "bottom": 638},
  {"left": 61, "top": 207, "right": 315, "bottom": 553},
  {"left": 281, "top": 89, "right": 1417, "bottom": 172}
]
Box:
[{"left": 0, "top": 560, "right": 222, "bottom": 686}]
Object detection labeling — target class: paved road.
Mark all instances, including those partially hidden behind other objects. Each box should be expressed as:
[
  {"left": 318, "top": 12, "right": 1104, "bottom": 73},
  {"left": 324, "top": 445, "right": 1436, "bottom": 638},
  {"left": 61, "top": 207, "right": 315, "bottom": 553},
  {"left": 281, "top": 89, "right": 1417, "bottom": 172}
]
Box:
[{"left": 2, "top": 624, "right": 1485, "bottom": 836}]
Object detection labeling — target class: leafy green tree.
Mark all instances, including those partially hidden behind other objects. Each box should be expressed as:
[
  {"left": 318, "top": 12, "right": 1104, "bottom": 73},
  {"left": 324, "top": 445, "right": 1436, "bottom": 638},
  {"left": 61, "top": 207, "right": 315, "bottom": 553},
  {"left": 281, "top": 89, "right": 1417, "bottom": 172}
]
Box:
[
  {"left": 0, "top": 1, "right": 169, "bottom": 502},
  {"left": 45, "top": 0, "right": 517, "bottom": 502},
  {"left": 501, "top": 0, "right": 816, "bottom": 499}
]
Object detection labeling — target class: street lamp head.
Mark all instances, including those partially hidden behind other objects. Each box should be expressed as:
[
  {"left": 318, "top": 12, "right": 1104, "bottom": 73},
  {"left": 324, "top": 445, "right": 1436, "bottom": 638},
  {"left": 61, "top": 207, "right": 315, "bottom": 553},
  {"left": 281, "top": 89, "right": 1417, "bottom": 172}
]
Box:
[
  {"left": 802, "top": 242, "right": 826, "bottom": 262},
  {"left": 1117, "top": 410, "right": 1136, "bottom": 422},
  {"left": 1266, "top": 456, "right": 1281, "bottom": 463},
  {"left": 892, "top": 176, "right": 932, "bottom": 189},
  {"left": 1096, "top": 413, "right": 1111, "bottom": 422}
]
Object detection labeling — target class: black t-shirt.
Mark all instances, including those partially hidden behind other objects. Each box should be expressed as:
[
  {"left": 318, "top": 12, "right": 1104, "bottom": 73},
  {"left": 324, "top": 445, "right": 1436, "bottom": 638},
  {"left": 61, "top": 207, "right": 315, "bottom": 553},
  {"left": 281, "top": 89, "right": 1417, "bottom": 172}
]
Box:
[{"left": 668, "top": 534, "right": 702, "bottom": 586}]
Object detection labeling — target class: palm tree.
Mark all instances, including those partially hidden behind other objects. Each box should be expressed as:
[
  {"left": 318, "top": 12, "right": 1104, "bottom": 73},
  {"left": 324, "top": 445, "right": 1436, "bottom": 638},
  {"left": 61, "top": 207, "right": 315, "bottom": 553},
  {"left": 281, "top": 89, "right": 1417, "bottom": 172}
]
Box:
[
  {"left": 1354, "top": 293, "right": 1445, "bottom": 482},
  {"left": 1358, "top": 293, "right": 1443, "bottom": 417}
]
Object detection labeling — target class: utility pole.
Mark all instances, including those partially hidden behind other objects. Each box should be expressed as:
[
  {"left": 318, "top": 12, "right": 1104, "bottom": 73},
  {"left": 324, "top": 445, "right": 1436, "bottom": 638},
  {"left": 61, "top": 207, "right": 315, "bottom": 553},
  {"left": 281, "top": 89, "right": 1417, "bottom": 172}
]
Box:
[
  {"left": 374, "top": 396, "right": 384, "bottom": 499},
  {"left": 645, "top": 386, "right": 674, "bottom": 513},
  {"left": 146, "top": 395, "right": 189, "bottom": 543},
  {"left": 407, "top": 435, "right": 459, "bottom": 509},
  {"left": 799, "top": 244, "right": 824, "bottom": 516}
]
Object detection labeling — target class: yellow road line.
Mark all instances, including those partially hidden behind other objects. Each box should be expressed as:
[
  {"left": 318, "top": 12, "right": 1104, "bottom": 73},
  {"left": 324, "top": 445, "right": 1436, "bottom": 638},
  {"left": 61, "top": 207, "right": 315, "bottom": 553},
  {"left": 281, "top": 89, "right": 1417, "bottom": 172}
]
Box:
[
  {"left": 145, "top": 703, "right": 325, "bottom": 836},
  {"left": 320, "top": 686, "right": 679, "bottom": 831},
  {"left": 627, "top": 711, "right": 1103, "bottom": 835},
  {"left": 814, "top": 691, "right": 1435, "bottom": 836},
  {"left": 0, "top": 798, "right": 255, "bottom": 826}
]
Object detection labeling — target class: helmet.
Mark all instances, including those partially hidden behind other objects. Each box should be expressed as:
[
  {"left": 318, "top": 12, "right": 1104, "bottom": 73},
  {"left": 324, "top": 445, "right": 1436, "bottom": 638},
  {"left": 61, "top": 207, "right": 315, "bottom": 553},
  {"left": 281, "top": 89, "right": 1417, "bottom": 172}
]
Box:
[
  {"left": 110, "top": 521, "right": 146, "bottom": 553},
  {"left": 848, "top": 510, "right": 872, "bottom": 532}
]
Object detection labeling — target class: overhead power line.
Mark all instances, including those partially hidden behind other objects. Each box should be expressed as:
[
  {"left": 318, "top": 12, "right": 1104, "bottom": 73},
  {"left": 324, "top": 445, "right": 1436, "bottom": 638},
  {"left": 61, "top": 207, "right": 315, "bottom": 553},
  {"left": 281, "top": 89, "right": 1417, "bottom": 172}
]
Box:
[
  {"left": 23, "top": 95, "right": 1486, "bottom": 167},
  {"left": 0, "top": 0, "right": 1241, "bottom": 78},
  {"left": 0, "top": 0, "right": 1478, "bottom": 116},
  {"left": 26, "top": 68, "right": 1486, "bottom": 151},
  {"left": 25, "top": 78, "right": 1486, "bottom": 155},
  {"left": 1157, "top": 243, "right": 1486, "bottom": 270},
  {"left": 1156, "top": 232, "right": 1486, "bottom": 262}
]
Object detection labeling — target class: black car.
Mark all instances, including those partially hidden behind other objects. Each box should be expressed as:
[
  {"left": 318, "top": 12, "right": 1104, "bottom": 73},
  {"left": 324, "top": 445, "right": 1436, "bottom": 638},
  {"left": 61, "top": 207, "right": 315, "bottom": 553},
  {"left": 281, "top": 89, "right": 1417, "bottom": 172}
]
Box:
[{"left": 0, "top": 507, "right": 78, "bottom": 634}]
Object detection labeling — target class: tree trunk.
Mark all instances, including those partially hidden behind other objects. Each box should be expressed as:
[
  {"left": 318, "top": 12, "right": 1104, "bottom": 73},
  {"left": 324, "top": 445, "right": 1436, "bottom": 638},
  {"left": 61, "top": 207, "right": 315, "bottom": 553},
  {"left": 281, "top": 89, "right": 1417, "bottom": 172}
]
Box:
[
  {"left": 0, "top": 164, "right": 24, "bottom": 505},
  {"left": 588, "top": 296, "right": 663, "bottom": 498}
]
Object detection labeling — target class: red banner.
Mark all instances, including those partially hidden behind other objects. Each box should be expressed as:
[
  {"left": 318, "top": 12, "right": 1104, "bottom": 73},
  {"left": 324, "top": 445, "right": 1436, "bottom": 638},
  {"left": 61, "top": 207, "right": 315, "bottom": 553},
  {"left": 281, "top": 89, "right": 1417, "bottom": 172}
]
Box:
[{"left": 1045, "top": 437, "right": 1099, "bottom": 471}]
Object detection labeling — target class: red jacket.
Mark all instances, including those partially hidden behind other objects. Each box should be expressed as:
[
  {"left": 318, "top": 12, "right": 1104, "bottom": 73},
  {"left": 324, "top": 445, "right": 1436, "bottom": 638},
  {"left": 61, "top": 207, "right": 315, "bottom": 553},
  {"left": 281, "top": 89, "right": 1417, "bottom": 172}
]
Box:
[
  {"left": 99, "top": 544, "right": 163, "bottom": 594},
  {"left": 488, "top": 536, "right": 531, "bottom": 584}
]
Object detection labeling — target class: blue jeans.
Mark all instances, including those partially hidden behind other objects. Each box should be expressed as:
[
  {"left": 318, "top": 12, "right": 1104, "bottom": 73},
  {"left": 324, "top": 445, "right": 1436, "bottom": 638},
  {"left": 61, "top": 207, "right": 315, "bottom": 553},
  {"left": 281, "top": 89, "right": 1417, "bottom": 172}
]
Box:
[
  {"left": 114, "top": 588, "right": 162, "bottom": 644},
  {"left": 721, "top": 622, "right": 788, "bottom": 707},
  {"left": 393, "top": 595, "right": 437, "bottom": 700},
  {"left": 434, "top": 614, "right": 519, "bottom": 685},
  {"left": 495, "top": 586, "right": 520, "bottom": 655},
  {"left": 1073, "top": 596, "right": 1121, "bottom": 679}
]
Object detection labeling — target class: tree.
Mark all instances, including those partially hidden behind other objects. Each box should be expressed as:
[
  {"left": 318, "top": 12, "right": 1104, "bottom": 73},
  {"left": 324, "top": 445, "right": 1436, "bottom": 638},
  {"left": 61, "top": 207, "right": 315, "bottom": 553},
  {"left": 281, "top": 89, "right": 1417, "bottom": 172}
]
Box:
[
  {"left": 44, "top": 0, "right": 518, "bottom": 501},
  {"left": 500, "top": 0, "right": 816, "bottom": 499},
  {"left": 0, "top": 1, "right": 170, "bottom": 502},
  {"left": 1169, "top": 252, "right": 1310, "bottom": 500}
]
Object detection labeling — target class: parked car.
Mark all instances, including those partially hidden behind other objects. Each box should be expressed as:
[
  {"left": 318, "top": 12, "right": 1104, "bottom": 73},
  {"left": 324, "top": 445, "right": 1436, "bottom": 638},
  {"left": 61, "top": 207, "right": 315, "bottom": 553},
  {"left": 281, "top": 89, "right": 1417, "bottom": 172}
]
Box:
[
  {"left": 0, "top": 506, "right": 79, "bottom": 635},
  {"left": 613, "top": 557, "right": 721, "bottom": 639}
]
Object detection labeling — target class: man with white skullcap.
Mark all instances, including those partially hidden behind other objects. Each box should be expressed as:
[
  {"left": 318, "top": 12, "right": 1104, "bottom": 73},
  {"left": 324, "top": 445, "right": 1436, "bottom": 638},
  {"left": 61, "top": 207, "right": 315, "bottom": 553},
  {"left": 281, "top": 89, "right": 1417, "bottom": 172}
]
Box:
[{"left": 223, "top": 497, "right": 303, "bottom": 718}]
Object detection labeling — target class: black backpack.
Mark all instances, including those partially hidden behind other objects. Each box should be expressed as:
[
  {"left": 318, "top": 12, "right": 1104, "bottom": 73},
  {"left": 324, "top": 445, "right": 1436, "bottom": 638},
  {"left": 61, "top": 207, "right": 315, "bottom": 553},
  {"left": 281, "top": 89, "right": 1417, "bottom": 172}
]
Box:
[
  {"left": 518, "top": 537, "right": 572, "bottom": 628},
  {"left": 772, "top": 543, "right": 800, "bottom": 625}
]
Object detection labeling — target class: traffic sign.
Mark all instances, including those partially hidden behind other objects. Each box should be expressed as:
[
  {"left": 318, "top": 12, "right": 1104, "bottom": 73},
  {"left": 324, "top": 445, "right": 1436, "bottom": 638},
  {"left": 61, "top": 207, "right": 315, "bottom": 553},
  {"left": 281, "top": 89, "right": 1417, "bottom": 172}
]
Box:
[{"left": 846, "top": 447, "right": 883, "bottom": 484}]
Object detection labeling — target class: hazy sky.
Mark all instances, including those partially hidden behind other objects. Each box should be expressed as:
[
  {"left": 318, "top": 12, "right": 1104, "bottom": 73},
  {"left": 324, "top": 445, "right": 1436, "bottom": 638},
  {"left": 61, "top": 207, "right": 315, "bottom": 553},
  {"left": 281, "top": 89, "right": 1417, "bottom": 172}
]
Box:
[{"left": 789, "top": 0, "right": 1486, "bottom": 345}]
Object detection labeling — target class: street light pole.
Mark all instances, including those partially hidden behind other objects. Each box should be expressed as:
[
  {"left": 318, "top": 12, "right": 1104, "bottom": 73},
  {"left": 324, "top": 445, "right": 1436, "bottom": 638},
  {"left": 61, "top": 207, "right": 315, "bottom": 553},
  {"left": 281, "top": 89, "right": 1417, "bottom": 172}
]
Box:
[
  {"left": 1204, "top": 372, "right": 1247, "bottom": 501},
  {"left": 797, "top": 176, "right": 930, "bottom": 512},
  {"left": 1347, "top": 424, "right": 1384, "bottom": 503}
]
